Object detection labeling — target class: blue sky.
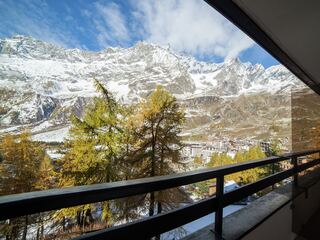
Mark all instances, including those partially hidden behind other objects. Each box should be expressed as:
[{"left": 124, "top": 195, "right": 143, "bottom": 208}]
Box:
[{"left": 0, "top": 0, "right": 278, "bottom": 67}]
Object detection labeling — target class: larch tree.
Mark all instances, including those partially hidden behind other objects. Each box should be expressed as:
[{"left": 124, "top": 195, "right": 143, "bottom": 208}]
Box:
[
  {"left": 130, "top": 86, "right": 187, "bottom": 219},
  {"left": 265, "top": 139, "right": 283, "bottom": 175},
  {"left": 0, "top": 132, "right": 44, "bottom": 194},
  {"left": 239, "top": 146, "right": 266, "bottom": 184},
  {"left": 0, "top": 131, "right": 47, "bottom": 240},
  {"left": 58, "top": 79, "right": 130, "bottom": 228},
  {"left": 206, "top": 146, "right": 267, "bottom": 185},
  {"left": 234, "top": 151, "right": 245, "bottom": 163},
  {"left": 207, "top": 152, "right": 235, "bottom": 181},
  {"left": 194, "top": 155, "right": 204, "bottom": 167}
]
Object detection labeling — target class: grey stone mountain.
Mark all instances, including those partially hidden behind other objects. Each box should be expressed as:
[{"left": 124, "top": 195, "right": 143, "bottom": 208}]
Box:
[{"left": 0, "top": 35, "right": 304, "bottom": 142}]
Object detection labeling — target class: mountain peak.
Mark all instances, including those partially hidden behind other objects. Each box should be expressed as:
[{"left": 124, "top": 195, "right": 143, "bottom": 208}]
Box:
[
  {"left": 224, "top": 57, "right": 241, "bottom": 65},
  {"left": 133, "top": 41, "right": 158, "bottom": 49},
  {"left": 3, "top": 35, "right": 47, "bottom": 46},
  {"left": 0, "top": 35, "right": 64, "bottom": 58},
  {"left": 0, "top": 35, "right": 302, "bottom": 131},
  {"left": 12, "top": 34, "right": 31, "bottom": 40}
]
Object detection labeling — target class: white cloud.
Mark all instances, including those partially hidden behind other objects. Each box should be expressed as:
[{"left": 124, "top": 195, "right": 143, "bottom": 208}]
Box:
[
  {"left": 93, "top": 2, "right": 130, "bottom": 48},
  {"left": 0, "top": 0, "right": 254, "bottom": 59},
  {"left": 132, "top": 0, "right": 254, "bottom": 59}
]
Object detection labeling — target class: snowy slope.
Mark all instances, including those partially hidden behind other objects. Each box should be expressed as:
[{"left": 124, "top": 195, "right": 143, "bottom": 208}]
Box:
[{"left": 0, "top": 35, "right": 304, "bottom": 139}]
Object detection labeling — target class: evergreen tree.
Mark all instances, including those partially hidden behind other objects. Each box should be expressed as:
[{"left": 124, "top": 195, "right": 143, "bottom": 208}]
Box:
[
  {"left": 34, "top": 155, "right": 56, "bottom": 190},
  {"left": 207, "top": 152, "right": 234, "bottom": 168},
  {"left": 268, "top": 139, "right": 283, "bottom": 156},
  {"left": 264, "top": 139, "right": 283, "bottom": 175},
  {"left": 207, "top": 152, "right": 235, "bottom": 181},
  {"left": 239, "top": 146, "right": 266, "bottom": 184},
  {"left": 0, "top": 132, "right": 47, "bottom": 240},
  {"left": 130, "top": 86, "right": 187, "bottom": 220},
  {"left": 206, "top": 146, "right": 267, "bottom": 185},
  {"left": 194, "top": 155, "right": 204, "bottom": 167},
  {"left": 207, "top": 152, "right": 219, "bottom": 168},
  {"left": 58, "top": 79, "right": 130, "bottom": 227},
  {"left": 0, "top": 132, "right": 45, "bottom": 194},
  {"left": 234, "top": 151, "right": 244, "bottom": 163}
]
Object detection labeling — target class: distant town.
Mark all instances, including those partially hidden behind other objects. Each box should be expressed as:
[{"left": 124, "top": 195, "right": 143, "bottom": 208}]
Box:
[{"left": 181, "top": 137, "right": 290, "bottom": 164}]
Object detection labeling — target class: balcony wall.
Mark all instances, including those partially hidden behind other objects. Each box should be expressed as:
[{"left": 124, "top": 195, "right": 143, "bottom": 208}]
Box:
[
  {"left": 243, "top": 171, "right": 320, "bottom": 240},
  {"left": 183, "top": 167, "right": 320, "bottom": 240}
]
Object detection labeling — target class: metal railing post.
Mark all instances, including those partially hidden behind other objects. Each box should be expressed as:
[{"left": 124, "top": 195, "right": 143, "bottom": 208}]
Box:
[
  {"left": 214, "top": 175, "right": 224, "bottom": 236},
  {"left": 292, "top": 156, "right": 298, "bottom": 187},
  {"left": 272, "top": 162, "right": 275, "bottom": 190}
]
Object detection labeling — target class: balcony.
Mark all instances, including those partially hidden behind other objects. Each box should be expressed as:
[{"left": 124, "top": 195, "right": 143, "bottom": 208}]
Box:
[
  {"left": 1, "top": 149, "right": 320, "bottom": 239},
  {"left": 1, "top": 1, "right": 320, "bottom": 239}
]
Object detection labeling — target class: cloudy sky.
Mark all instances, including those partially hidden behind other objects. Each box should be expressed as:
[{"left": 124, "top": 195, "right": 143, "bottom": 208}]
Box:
[{"left": 0, "top": 0, "right": 278, "bottom": 67}]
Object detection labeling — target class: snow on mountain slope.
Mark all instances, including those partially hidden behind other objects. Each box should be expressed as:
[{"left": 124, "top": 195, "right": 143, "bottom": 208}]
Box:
[{"left": 0, "top": 35, "right": 304, "bottom": 138}]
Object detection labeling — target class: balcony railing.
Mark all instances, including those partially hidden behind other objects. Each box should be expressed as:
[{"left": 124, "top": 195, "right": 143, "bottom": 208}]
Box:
[{"left": 1, "top": 149, "right": 320, "bottom": 239}]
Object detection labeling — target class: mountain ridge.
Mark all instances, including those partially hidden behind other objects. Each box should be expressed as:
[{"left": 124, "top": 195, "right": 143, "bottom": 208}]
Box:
[{"left": 0, "top": 35, "right": 303, "bottom": 142}]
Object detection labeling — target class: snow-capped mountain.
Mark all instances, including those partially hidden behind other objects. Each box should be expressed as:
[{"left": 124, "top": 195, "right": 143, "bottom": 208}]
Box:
[{"left": 0, "top": 35, "right": 303, "bottom": 141}]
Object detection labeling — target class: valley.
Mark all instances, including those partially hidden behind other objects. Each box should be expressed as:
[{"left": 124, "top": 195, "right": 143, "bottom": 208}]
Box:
[{"left": 0, "top": 35, "right": 305, "bottom": 154}]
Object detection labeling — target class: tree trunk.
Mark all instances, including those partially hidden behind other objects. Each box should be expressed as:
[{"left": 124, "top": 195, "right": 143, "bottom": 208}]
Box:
[
  {"left": 81, "top": 210, "right": 85, "bottom": 232},
  {"left": 22, "top": 215, "right": 28, "bottom": 240},
  {"left": 11, "top": 219, "right": 19, "bottom": 240},
  {"left": 5, "top": 219, "right": 11, "bottom": 240},
  {"left": 157, "top": 201, "right": 162, "bottom": 214},
  {"left": 36, "top": 214, "right": 41, "bottom": 240},
  {"left": 40, "top": 222, "right": 44, "bottom": 239},
  {"left": 77, "top": 211, "right": 81, "bottom": 227},
  {"left": 149, "top": 192, "right": 155, "bottom": 216},
  {"left": 36, "top": 227, "right": 40, "bottom": 240},
  {"left": 38, "top": 213, "right": 44, "bottom": 240},
  {"left": 125, "top": 198, "right": 129, "bottom": 223},
  {"left": 149, "top": 124, "right": 156, "bottom": 217},
  {"left": 62, "top": 216, "right": 66, "bottom": 231},
  {"left": 155, "top": 147, "right": 165, "bottom": 240},
  {"left": 155, "top": 198, "right": 162, "bottom": 240},
  {"left": 85, "top": 208, "right": 94, "bottom": 230}
]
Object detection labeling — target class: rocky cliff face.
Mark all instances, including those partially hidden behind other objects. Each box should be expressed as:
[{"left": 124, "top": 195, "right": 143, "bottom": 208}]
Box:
[{"left": 0, "top": 35, "right": 304, "bottom": 142}]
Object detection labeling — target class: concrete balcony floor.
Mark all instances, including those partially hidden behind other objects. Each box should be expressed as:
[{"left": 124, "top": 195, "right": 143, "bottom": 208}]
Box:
[{"left": 183, "top": 167, "right": 320, "bottom": 240}]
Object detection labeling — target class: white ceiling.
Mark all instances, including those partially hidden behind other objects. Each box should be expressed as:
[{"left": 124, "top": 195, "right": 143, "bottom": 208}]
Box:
[{"left": 234, "top": 0, "right": 320, "bottom": 86}]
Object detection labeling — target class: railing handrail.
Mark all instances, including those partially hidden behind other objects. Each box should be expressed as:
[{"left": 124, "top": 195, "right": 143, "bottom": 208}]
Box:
[
  {"left": 1, "top": 148, "right": 320, "bottom": 239},
  {"left": 0, "top": 153, "right": 291, "bottom": 219},
  {"left": 74, "top": 157, "right": 320, "bottom": 240}
]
